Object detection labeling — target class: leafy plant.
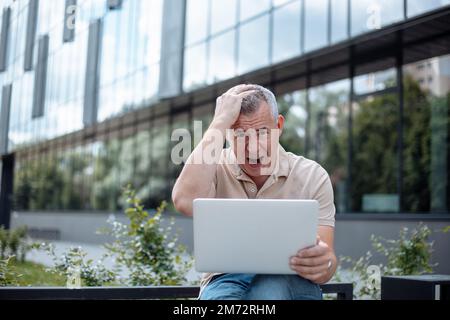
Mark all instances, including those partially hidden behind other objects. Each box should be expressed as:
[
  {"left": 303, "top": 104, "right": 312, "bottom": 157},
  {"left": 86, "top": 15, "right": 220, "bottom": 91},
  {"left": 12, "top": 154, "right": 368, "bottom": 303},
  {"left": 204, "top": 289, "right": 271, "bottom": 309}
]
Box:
[
  {"left": 0, "top": 226, "right": 31, "bottom": 262},
  {"left": 39, "top": 243, "right": 116, "bottom": 287},
  {"left": 335, "top": 223, "right": 436, "bottom": 299},
  {"left": 0, "top": 256, "right": 22, "bottom": 286},
  {"left": 99, "top": 185, "right": 192, "bottom": 286},
  {"left": 373, "top": 223, "right": 435, "bottom": 275}
]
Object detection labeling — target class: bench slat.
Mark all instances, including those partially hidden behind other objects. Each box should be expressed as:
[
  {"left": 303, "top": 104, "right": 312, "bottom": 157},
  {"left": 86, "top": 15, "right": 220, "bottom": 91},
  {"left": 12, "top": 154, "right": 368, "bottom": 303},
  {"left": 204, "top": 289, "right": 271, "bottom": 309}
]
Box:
[{"left": 0, "top": 283, "right": 352, "bottom": 300}]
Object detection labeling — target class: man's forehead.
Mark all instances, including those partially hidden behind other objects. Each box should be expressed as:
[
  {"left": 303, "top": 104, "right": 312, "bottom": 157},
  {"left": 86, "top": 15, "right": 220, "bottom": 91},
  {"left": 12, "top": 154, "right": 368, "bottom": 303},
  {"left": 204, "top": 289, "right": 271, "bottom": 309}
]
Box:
[{"left": 233, "top": 102, "right": 273, "bottom": 129}]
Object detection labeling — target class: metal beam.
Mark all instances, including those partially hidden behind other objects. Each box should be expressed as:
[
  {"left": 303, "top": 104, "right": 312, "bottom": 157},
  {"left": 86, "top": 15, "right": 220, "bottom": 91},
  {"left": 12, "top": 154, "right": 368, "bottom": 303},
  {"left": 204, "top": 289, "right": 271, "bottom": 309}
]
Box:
[
  {"left": 0, "top": 84, "right": 12, "bottom": 155},
  {"left": 158, "top": 0, "right": 186, "bottom": 99},
  {"left": 24, "top": 0, "right": 39, "bottom": 70},
  {"left": 63, "top": 0, "right": 77, "bottom": 43},
  {"left": 32, "top": 35, "right": 49, "bottom": 118},
  {"left": 83, "top": 19, "right": 103, "bottom": 126},
  {"left": 0, "top": 7, "right": 11, "bottom": 71}
]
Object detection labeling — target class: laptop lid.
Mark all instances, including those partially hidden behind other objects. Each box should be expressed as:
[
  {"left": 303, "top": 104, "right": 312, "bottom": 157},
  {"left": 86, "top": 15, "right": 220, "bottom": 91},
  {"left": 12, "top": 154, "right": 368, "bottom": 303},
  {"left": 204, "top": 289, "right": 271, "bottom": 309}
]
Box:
[{"left": 193, "top": 198, "right": 318, "bottom": 274}]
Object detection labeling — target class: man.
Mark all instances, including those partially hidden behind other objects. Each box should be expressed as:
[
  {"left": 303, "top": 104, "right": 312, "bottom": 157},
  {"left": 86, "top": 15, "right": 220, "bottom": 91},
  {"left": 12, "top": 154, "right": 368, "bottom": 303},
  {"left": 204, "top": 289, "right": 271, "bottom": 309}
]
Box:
[{"left": 172, "top": 84, "right": 337, "bottom": 300}]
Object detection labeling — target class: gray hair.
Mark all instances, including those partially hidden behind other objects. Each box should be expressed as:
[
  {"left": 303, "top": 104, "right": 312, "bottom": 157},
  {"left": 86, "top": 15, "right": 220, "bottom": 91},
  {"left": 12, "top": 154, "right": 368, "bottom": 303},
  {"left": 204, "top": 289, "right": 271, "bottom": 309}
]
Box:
[{"left": 239, "top": 84, "right": 279, "bottom": 124}]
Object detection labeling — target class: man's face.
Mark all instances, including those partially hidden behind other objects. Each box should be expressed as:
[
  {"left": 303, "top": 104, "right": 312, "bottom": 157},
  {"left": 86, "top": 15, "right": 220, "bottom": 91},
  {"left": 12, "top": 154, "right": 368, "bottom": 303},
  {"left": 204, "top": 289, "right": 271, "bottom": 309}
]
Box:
[{"left": 231, "top": 102, "right": 284, "bottom": 178}]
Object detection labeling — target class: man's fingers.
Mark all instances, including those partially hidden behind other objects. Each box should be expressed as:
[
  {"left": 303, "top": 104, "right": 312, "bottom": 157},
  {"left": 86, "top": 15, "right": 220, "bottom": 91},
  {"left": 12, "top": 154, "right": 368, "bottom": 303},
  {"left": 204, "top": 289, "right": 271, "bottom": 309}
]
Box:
[
  {"left": 290, "top": 264, "right": 329, "bottom": 275},
  {"left": 290, "top": 255, "right": 329, "bottom": 267},
  {"left": 297, "top": 245, "right": 327, "bottom": 258},
  {"left": 226, "top": 84, "right": 255, "bottom": 95},
  {"left": 218, "top": 89, "right": 256, "bottom": 104},
  {"left": 236, "top": 89, "right": 257, "bottom": 97},
  {"left": 290, "top": 264, "right": 328, "bottom": 282}
]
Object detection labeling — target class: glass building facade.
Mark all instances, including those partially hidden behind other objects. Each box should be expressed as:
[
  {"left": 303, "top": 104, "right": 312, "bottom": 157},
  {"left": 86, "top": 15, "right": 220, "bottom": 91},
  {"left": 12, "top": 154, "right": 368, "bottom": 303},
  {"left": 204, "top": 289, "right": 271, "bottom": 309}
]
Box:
[{"left": 0, "top": 0, "right": 449, "bottom": 216}]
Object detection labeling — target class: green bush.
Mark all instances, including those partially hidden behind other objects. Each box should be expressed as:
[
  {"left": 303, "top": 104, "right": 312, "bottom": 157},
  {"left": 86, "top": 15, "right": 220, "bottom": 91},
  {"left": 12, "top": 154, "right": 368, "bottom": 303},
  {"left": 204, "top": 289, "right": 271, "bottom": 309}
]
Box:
[
  {"left": 39, "top": 244, "right": 116, "bottom": 287},
  {"left": 0, "top": 256, "right": 21, "bottom": 286},
  {"left": 31, "top": 185, "right": 192, "bottom": 287},
  {"left": 0, "top": 226, "right": 30, "bottom": 262},
  {"left": 335, "top": 223, "right": 437, "bottom": 299},
  {"left": 99, "top": 185, "right": 193, "bottom": 286}
]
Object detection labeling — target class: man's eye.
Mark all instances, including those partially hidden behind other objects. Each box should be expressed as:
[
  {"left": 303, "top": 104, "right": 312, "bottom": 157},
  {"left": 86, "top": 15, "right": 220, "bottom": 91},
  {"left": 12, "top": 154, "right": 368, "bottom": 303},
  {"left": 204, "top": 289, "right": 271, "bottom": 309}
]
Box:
[{"left": 258, "top": 129, "right": 268, "bottom": 136}]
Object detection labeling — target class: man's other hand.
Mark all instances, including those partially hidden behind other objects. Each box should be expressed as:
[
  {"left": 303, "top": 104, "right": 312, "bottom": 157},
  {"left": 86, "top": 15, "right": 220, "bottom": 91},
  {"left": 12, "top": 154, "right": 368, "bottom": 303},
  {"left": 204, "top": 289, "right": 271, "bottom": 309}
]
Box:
[{"left": 289, "top": 236, "right": 336, "bottom": 284}]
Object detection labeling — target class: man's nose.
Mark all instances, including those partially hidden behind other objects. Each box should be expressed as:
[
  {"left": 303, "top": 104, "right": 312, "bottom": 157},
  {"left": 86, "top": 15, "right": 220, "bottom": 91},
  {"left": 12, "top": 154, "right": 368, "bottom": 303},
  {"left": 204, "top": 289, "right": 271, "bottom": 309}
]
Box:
[{"left": 245, "top": 139, "right": 259, "bottom": 155}]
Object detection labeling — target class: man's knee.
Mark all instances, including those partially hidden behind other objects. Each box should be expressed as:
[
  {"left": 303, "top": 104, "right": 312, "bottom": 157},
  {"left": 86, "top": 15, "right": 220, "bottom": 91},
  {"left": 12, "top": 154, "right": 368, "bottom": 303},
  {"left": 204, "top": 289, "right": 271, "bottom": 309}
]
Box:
[
  {"left": 245, "top": 274, "right": 322, "bottom": 300},
  {"left": 199, "top": 286, "right": 242, "bottom": 300},
  {"left": 199, "top": 274, "right": 254, "bottom": 300}
]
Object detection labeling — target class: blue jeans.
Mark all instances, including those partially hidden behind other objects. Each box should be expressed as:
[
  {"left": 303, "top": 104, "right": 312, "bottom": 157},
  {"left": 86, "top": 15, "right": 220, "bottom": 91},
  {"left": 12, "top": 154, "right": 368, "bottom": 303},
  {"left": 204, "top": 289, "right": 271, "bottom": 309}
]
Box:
[{"left": 199, "top": 274, "right": 323, "bottom": 300}]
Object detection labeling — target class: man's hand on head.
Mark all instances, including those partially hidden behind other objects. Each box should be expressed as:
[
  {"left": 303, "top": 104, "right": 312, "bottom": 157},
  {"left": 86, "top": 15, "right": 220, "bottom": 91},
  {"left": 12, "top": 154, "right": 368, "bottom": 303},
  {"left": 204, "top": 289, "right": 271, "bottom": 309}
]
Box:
[
  {"left": 289, "top": 236, "right": 336, "bottom": 284},
  {"left": 211, "top": 85, "right": 256, "bottom": 130},
  {"left": 227, "top": 84, "right": 258, "bottom": 95}
]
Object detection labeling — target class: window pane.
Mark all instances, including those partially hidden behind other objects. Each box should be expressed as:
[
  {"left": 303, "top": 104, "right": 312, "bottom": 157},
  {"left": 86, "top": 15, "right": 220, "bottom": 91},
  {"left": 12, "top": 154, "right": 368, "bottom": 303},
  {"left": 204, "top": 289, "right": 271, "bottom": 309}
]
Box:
[
  {"left": 238, "top": 14, "right": 269, "bottom": 74},
  {"left": 351, "top": 67, "right": 399, "bottom": 212},
  {"left": 192, "top": 104, "right": 213, "bottom": 140},
  {"left": 183, "top": 43, "right": 207, "bottom": 91},
  {"left": 351, "top": 0, "right": 404, "bottom": 36},
  {"left": 185, "top": 0, "right": 209, "bottom": 45},
  {"left": 208, "top": 30, "right": 236, "bottom": 83},
  {"left": 169, "top": 112, "right": 190, "bottom": 193},
  {"left": 101, "top": 10, "right": 120, "bottom": 86},
  {"left": 407, "top": 0, "right": 450, "bottom": 17},
  {"left": 150, "top": 116, "right": 169, "bottom": 206},
  {"left": 105, "top": 137, "right": 122, "bottom": 211},
  {"left": 272, "top": 0, "right": 301, "bottom": 63},
  {"left": 354, "top": 68, "right": 396, "bottom": 95},
  {"left": 240, "top": 0, "right": 271, "bottom": 22},
  {"left": 141, "top": 0, "right": 163, "bottom": 64},
  {"left": 71, "top": 145, "right": 89, "bottom": 210},
  {"left": 83, "top": 143, "right": 95, "bottom": 210},
  {"left": 92, "top": 139, "right": 110, "bottom": 210},
  {"left": 403, "top": 54, "right": 450, "bottom": 212},
  {"left": 211, "top": 0, "right": 237, "bottom": 35},
  {"left": 278, "top": 90, "right": 307, "bottom": 156},
  {"left": 308, "top": 80, "right": 350, "bottom": 213},
  {"left": 331, "top": 0, "right": 348, "bottom": 43},
  {"left": 119, "top": 130, "right": 137, "bottom": 203},
  {"left": 304, "top": 0, "right": 329, "bottom": 52}
]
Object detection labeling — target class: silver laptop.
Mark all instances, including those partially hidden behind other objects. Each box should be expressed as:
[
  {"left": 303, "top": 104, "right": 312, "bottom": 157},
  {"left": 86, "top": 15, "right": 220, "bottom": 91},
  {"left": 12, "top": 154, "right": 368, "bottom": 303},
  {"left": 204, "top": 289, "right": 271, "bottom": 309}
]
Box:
[{"left": 193, "top": 198, "right": 318, "bottom": 274}]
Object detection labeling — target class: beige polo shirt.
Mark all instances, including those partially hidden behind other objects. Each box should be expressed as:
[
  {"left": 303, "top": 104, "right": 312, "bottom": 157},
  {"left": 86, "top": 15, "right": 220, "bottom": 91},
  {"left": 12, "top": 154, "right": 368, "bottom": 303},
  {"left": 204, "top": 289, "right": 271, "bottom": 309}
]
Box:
[{"left": 197, "top": 144, "right": 336, "bottom": 291}]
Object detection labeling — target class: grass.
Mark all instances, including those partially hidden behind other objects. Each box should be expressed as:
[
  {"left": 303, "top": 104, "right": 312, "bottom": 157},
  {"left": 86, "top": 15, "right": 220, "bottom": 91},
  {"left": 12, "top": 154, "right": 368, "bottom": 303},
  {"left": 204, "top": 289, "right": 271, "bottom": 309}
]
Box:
[{"left": 10, "top": 260, "right": 66, "bottom": 287}]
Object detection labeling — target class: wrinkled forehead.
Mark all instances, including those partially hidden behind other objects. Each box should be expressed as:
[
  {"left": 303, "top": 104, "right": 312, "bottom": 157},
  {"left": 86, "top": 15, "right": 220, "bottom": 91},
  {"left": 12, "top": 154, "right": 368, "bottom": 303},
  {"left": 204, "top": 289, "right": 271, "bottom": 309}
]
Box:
[{"left": 232, "top": 101, "right": 274, "bottom": 130}]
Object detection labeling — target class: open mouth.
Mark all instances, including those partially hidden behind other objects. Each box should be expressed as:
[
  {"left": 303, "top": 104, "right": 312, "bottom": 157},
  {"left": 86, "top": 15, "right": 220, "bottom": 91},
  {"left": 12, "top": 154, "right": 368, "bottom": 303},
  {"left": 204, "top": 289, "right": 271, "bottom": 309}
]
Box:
[{"left": 246, "top": 156, "right": 265, "bottom": 165}]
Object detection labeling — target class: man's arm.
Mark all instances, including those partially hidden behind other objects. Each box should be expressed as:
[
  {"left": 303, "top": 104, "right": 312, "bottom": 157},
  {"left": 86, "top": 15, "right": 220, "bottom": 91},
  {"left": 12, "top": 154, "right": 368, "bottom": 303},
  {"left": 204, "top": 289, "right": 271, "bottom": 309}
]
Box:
[
  {"left": 289, "top": 166, "right": 337, "bottom": 283},
  {"left": 172, "top": 86, "right": 256, "bottom": 216},
  {"left": 171, "top": 120, "right": 226, "bottom": 216}
]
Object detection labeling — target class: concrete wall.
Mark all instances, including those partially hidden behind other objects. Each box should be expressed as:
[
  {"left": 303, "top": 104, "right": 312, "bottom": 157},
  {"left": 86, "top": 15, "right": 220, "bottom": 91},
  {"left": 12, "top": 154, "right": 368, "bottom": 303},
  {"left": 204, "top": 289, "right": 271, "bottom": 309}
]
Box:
[{"left": 11, "top": 211, "right": 450, "bottom": 274}]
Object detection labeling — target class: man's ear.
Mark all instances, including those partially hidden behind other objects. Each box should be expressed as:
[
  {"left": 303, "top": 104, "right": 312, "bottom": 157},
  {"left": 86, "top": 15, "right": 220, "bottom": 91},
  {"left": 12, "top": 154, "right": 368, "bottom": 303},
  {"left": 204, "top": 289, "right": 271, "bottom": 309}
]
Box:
[{"left": 277, "top": 114, "right": 285, "bottom": 136}]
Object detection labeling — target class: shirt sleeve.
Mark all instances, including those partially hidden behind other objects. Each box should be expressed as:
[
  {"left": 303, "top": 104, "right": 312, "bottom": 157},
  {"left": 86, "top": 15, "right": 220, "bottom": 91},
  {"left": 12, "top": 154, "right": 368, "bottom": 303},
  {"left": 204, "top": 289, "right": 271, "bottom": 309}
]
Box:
[{"left": 311, "top": 166, "right": 336, "bottom": 227}]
